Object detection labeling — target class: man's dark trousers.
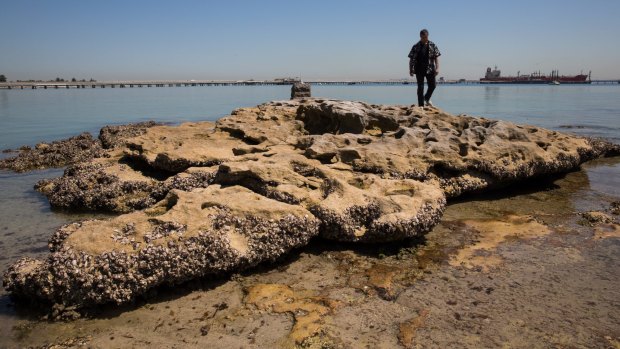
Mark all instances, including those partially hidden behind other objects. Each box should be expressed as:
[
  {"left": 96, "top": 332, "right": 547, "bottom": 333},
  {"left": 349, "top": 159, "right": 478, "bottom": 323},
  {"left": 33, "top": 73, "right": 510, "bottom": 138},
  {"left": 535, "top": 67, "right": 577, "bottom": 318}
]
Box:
[{"left": 415, "top": 71, "right": 436, "bottom": 107}]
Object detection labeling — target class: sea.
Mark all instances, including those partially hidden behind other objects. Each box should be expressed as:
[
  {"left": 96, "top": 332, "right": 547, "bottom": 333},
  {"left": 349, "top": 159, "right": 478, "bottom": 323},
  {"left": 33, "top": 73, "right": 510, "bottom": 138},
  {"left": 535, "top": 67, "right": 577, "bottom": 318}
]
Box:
[{"left": 0, "top": 84, "right": 619, "bottom": 346}]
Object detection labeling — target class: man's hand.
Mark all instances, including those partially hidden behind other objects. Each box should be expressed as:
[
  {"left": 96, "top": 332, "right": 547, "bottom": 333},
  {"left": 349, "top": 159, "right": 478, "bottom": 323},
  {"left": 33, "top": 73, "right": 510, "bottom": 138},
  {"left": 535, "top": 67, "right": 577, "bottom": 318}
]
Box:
[
  {"left": 435, "top": 70, "right": 439, "bottom": 76},
  {"left": 410, "top": 70, "right": 415, "bottom": 77}
]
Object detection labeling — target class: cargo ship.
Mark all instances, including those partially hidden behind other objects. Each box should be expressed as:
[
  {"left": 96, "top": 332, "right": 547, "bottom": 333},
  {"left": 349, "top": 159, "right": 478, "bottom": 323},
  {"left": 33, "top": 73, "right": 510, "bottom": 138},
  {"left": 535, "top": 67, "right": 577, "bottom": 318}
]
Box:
[{"left": 480, "top": 66, "right": 591, "bottom": 84}]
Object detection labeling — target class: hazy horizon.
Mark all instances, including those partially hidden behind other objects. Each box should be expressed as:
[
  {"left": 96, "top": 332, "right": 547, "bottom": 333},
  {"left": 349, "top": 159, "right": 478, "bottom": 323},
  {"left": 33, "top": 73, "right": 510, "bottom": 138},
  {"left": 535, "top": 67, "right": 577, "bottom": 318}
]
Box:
[{"left": 2, "top": 0, "right": 620, "bottom": 81}]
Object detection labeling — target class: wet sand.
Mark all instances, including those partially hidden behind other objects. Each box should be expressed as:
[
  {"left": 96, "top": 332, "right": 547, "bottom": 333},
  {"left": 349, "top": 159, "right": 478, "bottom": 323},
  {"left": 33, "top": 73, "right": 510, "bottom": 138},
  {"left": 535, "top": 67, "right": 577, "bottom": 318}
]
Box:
[{"left": 1, "top": 157, "right": 619, "bottom": 348}]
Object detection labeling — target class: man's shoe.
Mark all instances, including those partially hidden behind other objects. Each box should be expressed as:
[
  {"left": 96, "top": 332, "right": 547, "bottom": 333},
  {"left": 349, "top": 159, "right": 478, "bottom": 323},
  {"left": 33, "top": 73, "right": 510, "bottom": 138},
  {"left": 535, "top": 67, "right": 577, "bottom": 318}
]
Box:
[{"left": 424, "top": 99, "right": 434, "bottom": 107}]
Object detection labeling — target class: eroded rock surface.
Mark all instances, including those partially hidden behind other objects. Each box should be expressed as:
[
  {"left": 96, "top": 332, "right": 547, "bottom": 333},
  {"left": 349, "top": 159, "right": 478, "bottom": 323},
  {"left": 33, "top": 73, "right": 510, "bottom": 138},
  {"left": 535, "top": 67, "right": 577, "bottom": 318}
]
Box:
[{"left": 4, "top": 98, "right": 619, "bottom": 311}]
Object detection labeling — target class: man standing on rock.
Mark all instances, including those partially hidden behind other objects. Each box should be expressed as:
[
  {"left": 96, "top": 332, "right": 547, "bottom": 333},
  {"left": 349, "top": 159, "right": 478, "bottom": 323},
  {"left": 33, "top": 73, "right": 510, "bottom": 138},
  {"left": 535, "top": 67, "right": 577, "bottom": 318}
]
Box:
[{"left": 408, "top": 29, "right": 441, "bottom": 107}]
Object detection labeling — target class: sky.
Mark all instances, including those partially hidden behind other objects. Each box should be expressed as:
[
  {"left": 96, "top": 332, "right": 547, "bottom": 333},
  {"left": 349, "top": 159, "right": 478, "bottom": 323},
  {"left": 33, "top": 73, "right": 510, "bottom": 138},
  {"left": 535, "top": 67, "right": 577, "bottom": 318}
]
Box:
[{"left": 1, "top": 0, "right": 620, "bottom": 81}]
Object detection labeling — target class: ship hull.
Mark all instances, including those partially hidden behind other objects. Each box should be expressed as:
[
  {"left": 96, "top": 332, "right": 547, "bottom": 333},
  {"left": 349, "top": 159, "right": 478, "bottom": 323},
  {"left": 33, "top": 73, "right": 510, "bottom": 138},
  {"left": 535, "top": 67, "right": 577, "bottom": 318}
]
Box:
[
  {"left": 480, "top": 80, "right": 591, "bottom": 84},
  {"left": 480, "top": 67, "right": 590, "bottom": 84}
]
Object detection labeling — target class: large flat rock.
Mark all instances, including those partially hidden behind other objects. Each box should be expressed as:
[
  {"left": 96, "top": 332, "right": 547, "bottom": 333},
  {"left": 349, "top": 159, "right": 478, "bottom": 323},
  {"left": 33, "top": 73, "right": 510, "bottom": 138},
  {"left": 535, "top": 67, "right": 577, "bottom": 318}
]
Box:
[
  {"left": 4, "top": 98, "right": 619, "bottom": 312},
  {"left": 296, "top": 100, "right": 618, "bottom": 196}
]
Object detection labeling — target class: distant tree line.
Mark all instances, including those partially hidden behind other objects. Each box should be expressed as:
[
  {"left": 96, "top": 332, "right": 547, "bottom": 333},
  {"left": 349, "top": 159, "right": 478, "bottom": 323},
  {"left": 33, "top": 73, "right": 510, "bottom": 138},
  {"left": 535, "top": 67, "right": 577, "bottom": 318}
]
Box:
[
  {"left": 54, "top": 77, "right": 97, "bottom": 82},
  {"left": 0, "top": 75, "right": 6, "bottom": 83}
]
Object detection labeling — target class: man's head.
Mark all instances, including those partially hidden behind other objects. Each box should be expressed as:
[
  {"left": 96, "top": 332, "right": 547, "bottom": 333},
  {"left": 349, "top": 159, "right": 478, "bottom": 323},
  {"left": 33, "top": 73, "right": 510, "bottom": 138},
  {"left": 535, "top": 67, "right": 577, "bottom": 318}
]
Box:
[{"left": 420, "top": 29, "right": 429, "bottom": 43}]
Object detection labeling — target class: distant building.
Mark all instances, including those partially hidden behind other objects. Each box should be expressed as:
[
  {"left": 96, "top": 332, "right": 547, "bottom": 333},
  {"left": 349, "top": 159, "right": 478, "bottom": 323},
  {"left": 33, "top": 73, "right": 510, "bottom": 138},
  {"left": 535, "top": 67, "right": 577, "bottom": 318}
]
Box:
[{"left": 274, "top": 77, "right": 301, "bottom": 83}]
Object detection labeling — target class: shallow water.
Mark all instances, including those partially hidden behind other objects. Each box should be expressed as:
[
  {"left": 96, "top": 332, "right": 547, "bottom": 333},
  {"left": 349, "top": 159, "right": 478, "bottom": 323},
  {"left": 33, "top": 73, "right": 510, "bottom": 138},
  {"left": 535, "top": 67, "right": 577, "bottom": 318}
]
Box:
[
  {"left": 0, "top": 86, "right": 292, "bottom": 149},
  {"left": 0, "top": 85, "right": 619, "bottom": 348}
]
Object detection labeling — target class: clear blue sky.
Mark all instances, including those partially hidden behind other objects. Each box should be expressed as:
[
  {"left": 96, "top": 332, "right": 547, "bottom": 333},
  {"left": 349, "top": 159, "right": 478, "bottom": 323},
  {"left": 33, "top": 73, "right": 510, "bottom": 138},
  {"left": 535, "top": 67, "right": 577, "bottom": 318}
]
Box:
[{"left": 1, "top": 0, "right": 619, "bottom": 81}]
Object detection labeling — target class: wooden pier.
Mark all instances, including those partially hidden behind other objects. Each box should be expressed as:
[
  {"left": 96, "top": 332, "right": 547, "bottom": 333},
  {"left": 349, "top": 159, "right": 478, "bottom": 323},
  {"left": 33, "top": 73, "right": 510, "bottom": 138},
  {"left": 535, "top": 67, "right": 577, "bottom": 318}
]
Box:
[
  {"left": 0, "top": 80, "right": 296, "bottom": 90},
  {"left": 0, "top": 79, "right": 618, "bottom": 90},
  {"left": 0, "top": 79, "right": 483, "bottom": 89}
]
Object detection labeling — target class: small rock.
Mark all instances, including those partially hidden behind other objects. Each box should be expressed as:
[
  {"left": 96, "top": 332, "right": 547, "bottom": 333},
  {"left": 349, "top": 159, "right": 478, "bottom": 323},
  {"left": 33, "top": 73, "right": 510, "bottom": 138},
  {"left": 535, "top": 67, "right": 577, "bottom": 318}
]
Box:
[
  {"left": 291, "top": 82, "right": 311, "bottom": 99},
  {"left": 200, "top": 324, "right": 210, "bottom": 336},
  {"left": 610, "top": 201, "right": 620, "bottom": 215},
  {"left": 580, "top": 211, "right": 614, "bottom": 226}
]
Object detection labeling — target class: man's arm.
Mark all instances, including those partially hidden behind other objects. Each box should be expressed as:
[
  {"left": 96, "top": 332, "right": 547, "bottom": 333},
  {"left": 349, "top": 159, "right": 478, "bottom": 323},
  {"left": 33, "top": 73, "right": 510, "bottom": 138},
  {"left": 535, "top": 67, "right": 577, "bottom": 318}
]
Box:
[
  {"left": 408, "top": 44, "right": 417, "bottom": 76},
  {"left": 432, "top": 43, "right": 441, "bottom": 76}
]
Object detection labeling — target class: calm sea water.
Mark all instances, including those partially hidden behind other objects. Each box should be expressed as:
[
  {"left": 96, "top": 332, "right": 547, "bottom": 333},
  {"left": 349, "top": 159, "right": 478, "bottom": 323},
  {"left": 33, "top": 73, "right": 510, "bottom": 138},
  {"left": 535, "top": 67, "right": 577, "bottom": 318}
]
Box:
[
  {"left": 0, "top": 84, "right": 619, "bottom": 344},
  {"left": 1, "top": 85, "right": 619, "bottom": 150}
]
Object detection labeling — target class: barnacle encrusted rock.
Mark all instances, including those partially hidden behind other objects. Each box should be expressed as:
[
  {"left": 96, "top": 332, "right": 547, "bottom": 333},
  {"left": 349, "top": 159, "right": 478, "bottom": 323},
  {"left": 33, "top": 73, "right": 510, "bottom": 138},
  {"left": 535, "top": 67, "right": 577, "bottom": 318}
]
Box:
[
  {"left": 36, "top": 99, "right": 619, "bottom": 214},
  {"left": 214, "top": 153, "right": 446, "bottom": 242},
  {"left": 4, "top": 98, "right": 619, "bottom": 311},
  {"left": 35, "top": 160, "right": 217, "bottom": 213},
  {"left": 4, "top": 185, "right": 318, "bottom": 308},
  {"left": 0, "top": 121, "right": 159, "bottom": 172},
  {"left": 0, "top": 133, "right": 105, "bottom": 172},
  {"left": 99, "top": 121, "right": 161, "bottom": 149}
]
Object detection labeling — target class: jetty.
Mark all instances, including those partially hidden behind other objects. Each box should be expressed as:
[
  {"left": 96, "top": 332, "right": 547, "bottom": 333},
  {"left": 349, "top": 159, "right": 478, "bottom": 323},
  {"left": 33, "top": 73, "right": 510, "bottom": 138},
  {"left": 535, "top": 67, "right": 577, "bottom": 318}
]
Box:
[
  {"left": 0, "top": 79, "right": 618, "bottom": 90},
  {"left": 0, "top": 79, "right": 464, "bottom": 89}
]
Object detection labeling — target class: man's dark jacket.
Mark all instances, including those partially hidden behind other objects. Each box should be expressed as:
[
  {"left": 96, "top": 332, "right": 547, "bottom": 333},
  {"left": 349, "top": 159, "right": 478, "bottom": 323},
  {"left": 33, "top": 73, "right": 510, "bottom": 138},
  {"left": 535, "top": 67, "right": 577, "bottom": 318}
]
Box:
[{"left": 408, "top": 41, "right": 441, "bottom": 75}]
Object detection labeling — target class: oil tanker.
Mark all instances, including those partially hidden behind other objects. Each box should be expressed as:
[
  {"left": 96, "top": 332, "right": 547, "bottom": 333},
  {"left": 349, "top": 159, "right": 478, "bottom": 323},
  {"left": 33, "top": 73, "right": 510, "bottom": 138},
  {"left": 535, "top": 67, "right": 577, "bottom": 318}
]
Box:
[{"left": 480, "top": 66, "right": 591, "bottom": 84}]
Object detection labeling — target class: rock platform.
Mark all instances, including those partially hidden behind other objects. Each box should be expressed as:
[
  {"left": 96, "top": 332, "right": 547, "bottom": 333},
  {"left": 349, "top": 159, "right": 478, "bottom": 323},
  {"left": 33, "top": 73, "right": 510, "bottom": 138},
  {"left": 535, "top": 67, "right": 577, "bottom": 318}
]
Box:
[{"left": 3, "top": 98, "right": 619, "bottom": 311}]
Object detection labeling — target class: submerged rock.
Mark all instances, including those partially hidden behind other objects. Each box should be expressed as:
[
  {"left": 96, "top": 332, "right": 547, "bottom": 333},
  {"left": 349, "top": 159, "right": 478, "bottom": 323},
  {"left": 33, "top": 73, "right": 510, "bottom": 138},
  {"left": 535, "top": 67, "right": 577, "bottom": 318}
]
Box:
[
  {"left": 0, "top": 133, "right": 105, "bottom": 172},
  {"left": 3, "top": 98, "right": 619, "bottom": 311},
  {"left": 0, "top": 121, "right": 160, "bottom": 172}
]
